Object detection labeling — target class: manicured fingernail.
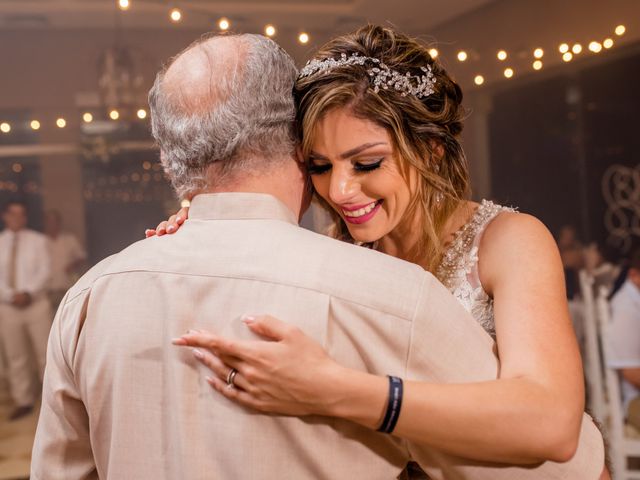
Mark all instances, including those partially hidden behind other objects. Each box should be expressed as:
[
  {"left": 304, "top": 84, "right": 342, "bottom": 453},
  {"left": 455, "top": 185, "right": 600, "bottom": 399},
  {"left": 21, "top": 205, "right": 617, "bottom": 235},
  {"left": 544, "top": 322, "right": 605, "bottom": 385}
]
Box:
[
  {"left": 241, "top": 315, "right": 256, "bottom": 323},
  {"left": 171, "top": 337, "right": 187, "bottom": 345},
  {"left": 192, "top": 348, "right": 204, "bottom": 359},
  {"left": 167, "top": 225, "right": 175, "bottom": 233},
  {"left": 145, "top": 229, "right": 153, "bottom": 235},
  {"left": 176, "top": 216, "right": 183, "bottom": 223}
]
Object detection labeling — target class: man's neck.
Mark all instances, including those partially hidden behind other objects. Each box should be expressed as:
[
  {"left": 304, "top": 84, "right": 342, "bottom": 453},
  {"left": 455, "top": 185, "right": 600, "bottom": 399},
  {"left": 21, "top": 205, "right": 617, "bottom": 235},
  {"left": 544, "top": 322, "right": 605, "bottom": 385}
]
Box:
[{"left": 199, "top": 162, "right": 307, "bottom": 222}]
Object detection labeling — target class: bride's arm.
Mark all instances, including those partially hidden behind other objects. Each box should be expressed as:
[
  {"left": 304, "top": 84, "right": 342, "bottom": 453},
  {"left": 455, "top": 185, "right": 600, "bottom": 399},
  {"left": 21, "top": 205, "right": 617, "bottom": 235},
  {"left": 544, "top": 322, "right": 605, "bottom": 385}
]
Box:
[{"left": 175, "top": 213, "right": 584, "bottom": 464}]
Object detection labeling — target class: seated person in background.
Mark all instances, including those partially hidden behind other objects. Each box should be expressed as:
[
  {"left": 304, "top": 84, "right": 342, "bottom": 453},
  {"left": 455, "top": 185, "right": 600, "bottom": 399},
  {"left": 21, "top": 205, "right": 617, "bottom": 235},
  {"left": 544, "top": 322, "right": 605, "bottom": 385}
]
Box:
[{"left": 607, "top": 248, "right": 640, "bottom": 430}]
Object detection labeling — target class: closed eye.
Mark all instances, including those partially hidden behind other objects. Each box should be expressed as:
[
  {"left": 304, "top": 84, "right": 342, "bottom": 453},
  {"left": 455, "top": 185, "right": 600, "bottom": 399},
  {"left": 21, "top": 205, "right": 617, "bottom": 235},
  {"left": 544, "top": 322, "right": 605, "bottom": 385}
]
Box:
[
  {"left": 354, "top": 158, "right": 384, "bottom": 172},
  {"left": 307, "top": 163, "right": 331, "bottom": 175}
]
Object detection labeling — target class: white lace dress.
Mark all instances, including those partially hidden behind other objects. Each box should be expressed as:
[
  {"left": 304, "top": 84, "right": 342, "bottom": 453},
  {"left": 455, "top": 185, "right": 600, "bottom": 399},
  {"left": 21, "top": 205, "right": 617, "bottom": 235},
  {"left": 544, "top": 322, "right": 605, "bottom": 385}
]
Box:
[{"left": 435, "top": 199, "right": 516, "bottom": 338}]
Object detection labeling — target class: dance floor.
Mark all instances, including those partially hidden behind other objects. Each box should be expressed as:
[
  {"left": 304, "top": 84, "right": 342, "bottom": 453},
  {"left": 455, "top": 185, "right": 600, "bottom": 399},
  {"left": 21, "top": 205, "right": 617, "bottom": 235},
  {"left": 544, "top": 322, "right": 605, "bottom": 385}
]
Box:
[{"left": 0, "top": 381, "right": 33, "bottom": 480}]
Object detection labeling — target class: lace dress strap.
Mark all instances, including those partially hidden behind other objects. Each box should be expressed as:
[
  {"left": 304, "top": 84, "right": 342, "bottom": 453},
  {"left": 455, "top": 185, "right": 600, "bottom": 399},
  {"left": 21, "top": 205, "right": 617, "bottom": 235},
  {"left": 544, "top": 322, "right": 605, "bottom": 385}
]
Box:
[{"left": 436, "top": 200, "right": 516, "bottom": 337}]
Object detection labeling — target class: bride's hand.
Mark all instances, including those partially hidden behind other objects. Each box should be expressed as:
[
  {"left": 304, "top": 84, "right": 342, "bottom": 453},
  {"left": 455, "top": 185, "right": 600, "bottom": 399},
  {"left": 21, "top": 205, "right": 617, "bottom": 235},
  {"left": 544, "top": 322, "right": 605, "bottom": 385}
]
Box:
[
  {"left": 172, "top": 315, "right": 342, "bottom": 416},
  {"left": 145, "top": 206, "right": 189, "bottom": 237}
]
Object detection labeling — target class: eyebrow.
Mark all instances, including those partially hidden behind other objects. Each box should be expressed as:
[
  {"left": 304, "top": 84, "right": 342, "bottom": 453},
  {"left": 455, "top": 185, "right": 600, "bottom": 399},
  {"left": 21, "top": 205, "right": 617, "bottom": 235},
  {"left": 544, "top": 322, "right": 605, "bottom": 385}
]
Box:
[{"left": 309, "top": 142, "right": 389, "bottom": 161}]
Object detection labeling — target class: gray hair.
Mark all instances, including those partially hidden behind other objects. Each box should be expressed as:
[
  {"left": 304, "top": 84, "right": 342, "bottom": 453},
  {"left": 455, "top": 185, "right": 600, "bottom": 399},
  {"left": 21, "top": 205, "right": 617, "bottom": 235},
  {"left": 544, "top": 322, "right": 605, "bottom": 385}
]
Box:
[{"left": 148, "top": 33, "right": 298, "bottom": 198}]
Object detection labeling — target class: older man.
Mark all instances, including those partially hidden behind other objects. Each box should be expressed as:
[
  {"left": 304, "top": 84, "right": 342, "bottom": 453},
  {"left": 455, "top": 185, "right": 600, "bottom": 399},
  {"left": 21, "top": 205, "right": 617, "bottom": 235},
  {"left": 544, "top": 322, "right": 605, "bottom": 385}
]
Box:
[
  {"left": 32, "top": 34, "right": 603, "bottom": 479},
  {"left": 0, "top": 200, "right": 51, "bottom": 420}
]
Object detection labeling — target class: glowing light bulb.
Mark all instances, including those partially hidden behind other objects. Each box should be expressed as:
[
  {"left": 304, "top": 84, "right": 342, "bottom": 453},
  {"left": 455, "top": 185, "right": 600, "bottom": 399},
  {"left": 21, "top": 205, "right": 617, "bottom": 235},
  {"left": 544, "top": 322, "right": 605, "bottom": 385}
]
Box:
[
  {"left": 533, "top": 60, "right": 543, "bottom": 70},
  {"left": 137, "top": 109, "right": 147, "bottom": 119},
  {"left": 503, "top": 68, "right": 514, "bottom": 78},
  {"left": 474, "top": 75, "right": 484, "bottom": 86},
  {"left": 615, "top": 25, "right": 626, "bottom": 36},
  {"left": 603, "top": 38, "right": 614, "bottom": 49},
  {"left": 218, "top": 18, "right": 230, "bottom": 30},
  {"left": 83, "top": 112, "right": 93, "bottom": 123},
  {"left": 298, "top": 32, "right": 309, "bottom": 44},
  {"left": 457, "top": 50, "right": 467, "bottom": 62},
  {"left": 0, "top": 122, "right": 11, "bottom": 133},
  {"left": 562, "top": 52, "right": 573, "bottom": 62},
  {"left": 30, "top": 120, "right": 40, "bottom": 130},
  {"left": 589, "top": 41, "right": 603, "bottom": 53},
  {"left": 572, "top": 43, "right": 582, "bottom": 54},
  {"left": 534, "top": 48, "right": 544, "bottom": 59},
  {"left": 559, "top": 43, "right": 569, "bottom": 54},
  {"left": 109, "top": 110, "right": 120, "bottom": 120},
  {"left": 170, "top": 8, "right": 182, "bottom": 22},
  {"left": 428, "top": 48, "right": 438, "bottom": 58},
  {"left": 497, "top": 50, "right": 507, "bottom": 61},
  {"left": 265, "top": 25, "right": 276, "bottom": 37},
  {"left": 56, "top": 118, "right": 66, "bottom": 128},
  {"left": 118, "top": 0, "right": 130, "bottom": 10}
]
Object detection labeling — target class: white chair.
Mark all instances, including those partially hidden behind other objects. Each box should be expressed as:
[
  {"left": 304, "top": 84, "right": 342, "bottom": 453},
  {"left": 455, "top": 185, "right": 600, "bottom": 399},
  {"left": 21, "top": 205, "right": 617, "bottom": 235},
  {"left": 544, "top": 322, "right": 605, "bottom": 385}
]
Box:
[
  {"left": 595, "top": 286, "right": 640, "bottom": 479},
  {"left": 580, "top": 270, "right": 607, "bottom": 424}
]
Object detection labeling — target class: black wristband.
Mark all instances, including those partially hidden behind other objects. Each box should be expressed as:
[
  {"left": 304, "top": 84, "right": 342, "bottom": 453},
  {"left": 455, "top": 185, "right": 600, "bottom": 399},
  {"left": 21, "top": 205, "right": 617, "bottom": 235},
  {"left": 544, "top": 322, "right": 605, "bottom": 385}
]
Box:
[{"left": 377, "top": 376, "right": 403, "bottom": 434}]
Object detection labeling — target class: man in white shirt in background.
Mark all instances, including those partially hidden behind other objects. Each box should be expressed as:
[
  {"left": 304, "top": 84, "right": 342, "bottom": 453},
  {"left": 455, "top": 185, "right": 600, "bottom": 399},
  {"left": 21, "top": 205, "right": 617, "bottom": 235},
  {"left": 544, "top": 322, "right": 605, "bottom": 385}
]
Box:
[
  {"left": 0, "top": 200, "right": 52, "bottom": 421},
  {"left": 44, "top": 210, "right": 86, "bottom": 309},
  {"left": 607, "top": 248, "right": 640, "bottom": 429}
]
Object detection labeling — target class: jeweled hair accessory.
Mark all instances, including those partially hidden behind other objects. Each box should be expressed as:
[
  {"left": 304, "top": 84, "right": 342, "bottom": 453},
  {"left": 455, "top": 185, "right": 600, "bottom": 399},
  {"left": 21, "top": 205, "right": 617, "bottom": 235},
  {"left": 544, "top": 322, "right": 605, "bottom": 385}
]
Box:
[{"left": 298, "top": 52, "right": 436, "bottom": 99}]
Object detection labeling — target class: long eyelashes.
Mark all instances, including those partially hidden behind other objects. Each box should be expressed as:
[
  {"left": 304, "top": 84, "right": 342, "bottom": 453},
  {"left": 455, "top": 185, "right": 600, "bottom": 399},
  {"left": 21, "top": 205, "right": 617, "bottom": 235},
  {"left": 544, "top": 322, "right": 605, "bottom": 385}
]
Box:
[{"left": 307, "top": 158, "right": 384, "bottom": 176}]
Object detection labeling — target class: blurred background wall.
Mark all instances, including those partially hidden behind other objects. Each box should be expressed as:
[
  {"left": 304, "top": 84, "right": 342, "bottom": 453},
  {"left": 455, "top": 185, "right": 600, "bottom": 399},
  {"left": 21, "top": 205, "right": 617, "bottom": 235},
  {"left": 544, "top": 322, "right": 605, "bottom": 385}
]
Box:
[{"left": 0, "top": 0, "right": 638, "bottom": 263}]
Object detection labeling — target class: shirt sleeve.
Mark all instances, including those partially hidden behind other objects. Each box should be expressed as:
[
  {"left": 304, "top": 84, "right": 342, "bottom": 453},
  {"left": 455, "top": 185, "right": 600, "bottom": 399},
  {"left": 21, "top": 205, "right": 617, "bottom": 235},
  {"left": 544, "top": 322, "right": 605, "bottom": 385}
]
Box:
[
  {"left": 31, "top": 289, "right": 98, "bottom": 480},
  {"left": 24, "top": 235, "right": 52, "bottom": 297},
  {"left": 607, "top": 294, "right": 640, "bottom": 369}
]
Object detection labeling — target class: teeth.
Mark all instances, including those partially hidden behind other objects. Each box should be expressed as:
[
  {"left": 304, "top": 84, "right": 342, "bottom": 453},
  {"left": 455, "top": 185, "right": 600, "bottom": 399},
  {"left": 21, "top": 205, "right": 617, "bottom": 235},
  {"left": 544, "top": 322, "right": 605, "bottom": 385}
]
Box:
[{"left": 343, "top": 202, "right": 377, "bottom": 218}]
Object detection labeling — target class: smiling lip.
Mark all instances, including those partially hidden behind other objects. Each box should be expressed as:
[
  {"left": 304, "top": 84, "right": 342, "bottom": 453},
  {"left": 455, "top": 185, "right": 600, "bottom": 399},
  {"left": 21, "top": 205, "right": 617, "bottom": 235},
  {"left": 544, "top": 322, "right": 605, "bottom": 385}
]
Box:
[{"left": 341, "top": 200, "right": 383, "bottom": 225}]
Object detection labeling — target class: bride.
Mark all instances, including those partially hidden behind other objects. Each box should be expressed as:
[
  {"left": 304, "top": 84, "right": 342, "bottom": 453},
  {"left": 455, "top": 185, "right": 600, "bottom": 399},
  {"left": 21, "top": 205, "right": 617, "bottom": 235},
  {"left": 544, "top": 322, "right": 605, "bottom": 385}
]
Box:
[{"left": 153, "top": 25, "right": 609, "bottom": 478}]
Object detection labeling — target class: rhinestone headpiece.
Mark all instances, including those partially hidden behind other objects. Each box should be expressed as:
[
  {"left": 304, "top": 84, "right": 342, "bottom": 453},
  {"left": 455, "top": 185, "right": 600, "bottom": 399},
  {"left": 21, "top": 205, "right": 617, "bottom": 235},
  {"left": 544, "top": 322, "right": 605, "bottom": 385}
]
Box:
[{"left": 298, "top": 52, "right": 436, "bottom": 99}]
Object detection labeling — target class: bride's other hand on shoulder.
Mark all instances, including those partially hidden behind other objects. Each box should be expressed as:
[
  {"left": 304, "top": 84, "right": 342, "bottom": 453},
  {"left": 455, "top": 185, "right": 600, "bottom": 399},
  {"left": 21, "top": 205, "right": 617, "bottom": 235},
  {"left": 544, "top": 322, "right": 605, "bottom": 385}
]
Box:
[{"left": 145, "top": 206, "right": 189, "bottom": 238}]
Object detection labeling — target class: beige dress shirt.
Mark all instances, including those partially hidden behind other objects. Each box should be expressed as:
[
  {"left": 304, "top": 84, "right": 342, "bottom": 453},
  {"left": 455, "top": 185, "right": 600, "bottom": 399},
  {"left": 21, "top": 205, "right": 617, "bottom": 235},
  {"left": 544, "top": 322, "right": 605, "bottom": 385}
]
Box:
[
  {"left": 32, "top": 193, "right": 604, "bottom": 480},
  {"left": 0, "top": 228, "right": 51, "bottom": 303}
]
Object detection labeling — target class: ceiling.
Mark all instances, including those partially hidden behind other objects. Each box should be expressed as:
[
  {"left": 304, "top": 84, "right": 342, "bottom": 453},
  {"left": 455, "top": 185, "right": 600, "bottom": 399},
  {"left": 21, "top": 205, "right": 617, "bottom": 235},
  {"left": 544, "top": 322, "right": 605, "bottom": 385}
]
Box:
[{"left": 0, "top": 0, "right": 499, "bottom": 32}]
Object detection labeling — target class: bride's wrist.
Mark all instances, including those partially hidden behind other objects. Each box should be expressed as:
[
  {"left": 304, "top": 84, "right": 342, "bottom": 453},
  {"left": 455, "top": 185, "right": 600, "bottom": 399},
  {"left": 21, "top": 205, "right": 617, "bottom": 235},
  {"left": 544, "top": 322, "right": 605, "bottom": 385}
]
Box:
[{"left": 319, "top": 364, "right": 388, "bottom": 429}]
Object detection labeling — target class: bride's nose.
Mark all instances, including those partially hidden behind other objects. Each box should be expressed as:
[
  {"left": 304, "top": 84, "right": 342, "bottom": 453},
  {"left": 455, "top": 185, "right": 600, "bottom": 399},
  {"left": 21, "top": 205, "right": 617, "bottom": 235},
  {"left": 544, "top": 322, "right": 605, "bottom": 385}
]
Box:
[{"left": 329, "top": 169, "right": 360, "bottom": 205}]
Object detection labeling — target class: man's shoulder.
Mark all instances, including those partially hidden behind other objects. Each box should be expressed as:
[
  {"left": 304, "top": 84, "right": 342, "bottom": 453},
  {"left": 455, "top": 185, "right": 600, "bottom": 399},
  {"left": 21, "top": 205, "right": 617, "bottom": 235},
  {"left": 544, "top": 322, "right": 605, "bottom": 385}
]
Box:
[
  {"left": 611, "top": 281, "right": 640, "bottom": 314},
  {"left": 23, "top": 229, "right": 48, "bottom": 244}
]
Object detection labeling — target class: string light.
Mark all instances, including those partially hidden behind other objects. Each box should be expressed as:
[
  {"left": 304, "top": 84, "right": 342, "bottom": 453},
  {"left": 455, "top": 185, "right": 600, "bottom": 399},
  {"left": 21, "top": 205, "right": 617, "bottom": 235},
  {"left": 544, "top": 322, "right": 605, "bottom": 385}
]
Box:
[
  {"left": 562, "top": 52, "right": 573, "bottom": 62},
  {"left": 572, "top": 43, "right": 583, "bottom": 54},
  {"left": 109, "top": 110, "right": 120, "bottom": 120},
  {"left": 265, "top": 25, "right": 276, "bottom": 37},
  {"left": 533, "top": 60, "right": 543, "bottom": 70},
  {"left": 218, "top": 18, "right": 230, "bottom": 30},
  {"left": 474, "top": 75, "right": 484, "bottom": 86},
  {"left": 170, "top": 8, "right": 182, "bottom": 22},
  {"left": 56, "top": 118, "right": 66, "bottom": 128},
  {"left": 0, "top": 122, "right": 10, "bottom": 133},
  {"left": 428, "top": 48, "right": 438, "bottom": 59},
  {"left": 615, "top": 25, "right": 626, "bottom": 36},
  {"left": 497, "top": 50, "right": 507, "bottom": 61},
  {"left": 504, "top": 68, "right": 514, "bottom": 78},
  {"left": 118, "top": 0, "right": 130, "bottom": 10},
  {"left": 589, "top": 41, "right": 603, "bottom": 53},
  {"left": 30, "top": 120, "right": 41, "bottom": 130},
  {"left": 137, "top": 109, "right": 147, "bottom": 119},
  {"left": 559, "top": 43, "right": 569, "bottom": 54},
  {"left": 457, "top": 51, "right": 467, "bottom": 62},
  {"left": 533, "top": 48, "right": 544, "bottom": 59},
  {"left": 83, "top": 112, "right": 93, "bottom": 123},
  {"left": 603, "top": 38, "right": 614, "bottom": 49},
  {"left": 298, "top": 32, "right": 309, "bottom": 44}
]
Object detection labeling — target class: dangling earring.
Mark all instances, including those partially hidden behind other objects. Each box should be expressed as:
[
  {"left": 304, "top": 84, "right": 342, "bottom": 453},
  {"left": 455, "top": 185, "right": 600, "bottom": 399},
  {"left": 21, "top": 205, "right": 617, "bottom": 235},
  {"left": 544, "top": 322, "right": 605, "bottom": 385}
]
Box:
[{"left": 433, "top": 163, "right": 443, "bottom": 204}]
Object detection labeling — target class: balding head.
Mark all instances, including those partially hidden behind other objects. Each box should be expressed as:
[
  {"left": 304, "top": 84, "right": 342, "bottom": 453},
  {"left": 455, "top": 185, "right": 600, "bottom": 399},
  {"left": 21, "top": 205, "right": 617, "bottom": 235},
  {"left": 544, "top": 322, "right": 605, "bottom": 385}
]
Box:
[{"left": 149, "top": 34, "right": 298, "bottom": 198}]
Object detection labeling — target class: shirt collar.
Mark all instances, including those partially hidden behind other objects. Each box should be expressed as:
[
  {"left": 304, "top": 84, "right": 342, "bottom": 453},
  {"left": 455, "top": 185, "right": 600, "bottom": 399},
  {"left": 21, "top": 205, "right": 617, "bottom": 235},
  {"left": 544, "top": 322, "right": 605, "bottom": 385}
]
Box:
[{"left": 188, "top": 193, "right": 298, "bottom": 225}]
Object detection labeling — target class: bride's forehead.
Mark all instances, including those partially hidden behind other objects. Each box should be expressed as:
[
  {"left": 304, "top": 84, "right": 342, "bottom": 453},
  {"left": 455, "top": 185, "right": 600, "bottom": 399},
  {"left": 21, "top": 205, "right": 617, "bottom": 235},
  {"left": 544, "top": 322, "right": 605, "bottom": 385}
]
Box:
[{"left": 311, "top": 110, "right": 389, "bottom": 146}]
